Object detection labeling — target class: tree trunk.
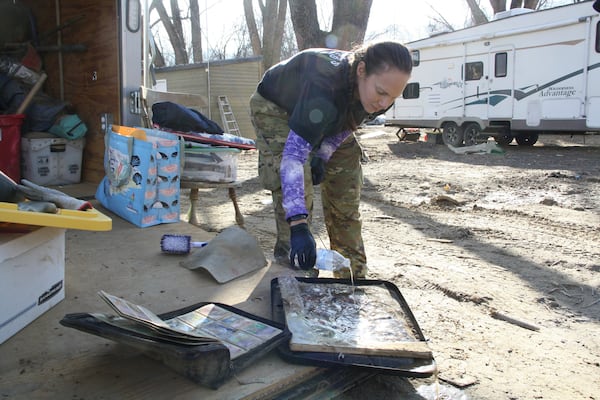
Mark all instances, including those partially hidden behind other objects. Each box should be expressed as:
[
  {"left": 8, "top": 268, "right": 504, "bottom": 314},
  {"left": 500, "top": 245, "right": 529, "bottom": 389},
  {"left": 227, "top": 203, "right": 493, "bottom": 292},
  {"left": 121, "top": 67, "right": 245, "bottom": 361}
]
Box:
[
  {"left": 331, "top": 0, "right": 372, "bottom": 50},
  {"left": 151, "top": 0, "right": 188, "bottom": 65},
  {"left": 244, "top": 0, "right": 289, "bottom": 70},
  {"left": 243, "top": 0, "right": 262, "bottom": 56},
  {"left": 151, "top": 33, "right": 166, "bottom": 68},
  {"left": 510, "top": 0, "right": 522, "bottom": 8},
  {"left": 288, "top": 0, "right": 325, "bottom": 49},
  {"left": 169, "top": 0, "right": 187, "bottom": 63},
  {"left": 170, "top": 0, "right": 185, "bottom": 46},
  {"left": 465, "top": 0, "right": 489, "bottom": 25},
  {"left": 261, "top": 0, "right": 287, "bottom": 69},
  {"left": 272, "top": 0, "right": 287, "bottom": 64},
  {"left": 190, "top": 0, "right": 202, "bottom": 63},
  {"left": 289, "top": 0, "right": 372, "bottom": 50},
  {"left": 489, "top": 0, "right": 507, "bottom": 15},
  {"left": 523, "top": 0, "right": 540, "bottom": 9}
]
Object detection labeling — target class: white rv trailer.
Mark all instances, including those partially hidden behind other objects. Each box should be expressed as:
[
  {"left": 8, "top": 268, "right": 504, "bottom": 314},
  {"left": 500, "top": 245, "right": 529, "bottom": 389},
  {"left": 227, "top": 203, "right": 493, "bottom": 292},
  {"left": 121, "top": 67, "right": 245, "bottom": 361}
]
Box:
[{"left": 385, "top": 1, "right": 600, "bottom": 146}]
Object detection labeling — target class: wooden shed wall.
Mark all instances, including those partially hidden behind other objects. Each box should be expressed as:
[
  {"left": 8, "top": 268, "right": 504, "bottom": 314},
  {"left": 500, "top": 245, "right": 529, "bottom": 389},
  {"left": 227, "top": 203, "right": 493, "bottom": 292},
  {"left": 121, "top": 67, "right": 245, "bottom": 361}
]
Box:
[
  {"left": 21, "top": 0, "right": 121, "bottom": 184},
  {"left": 154, "top": 58, "right": 263, "bottom": 139}
]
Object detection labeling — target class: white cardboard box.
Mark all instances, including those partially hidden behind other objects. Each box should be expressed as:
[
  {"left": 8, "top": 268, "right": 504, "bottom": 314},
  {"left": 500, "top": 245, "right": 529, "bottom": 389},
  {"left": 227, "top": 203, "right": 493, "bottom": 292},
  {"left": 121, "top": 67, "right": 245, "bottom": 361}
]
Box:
[
  {"left": 0, "top": 227, "right": 66, "bottom": 344},
  {"left": 21, "top": 132, "right": 85, "bottom": 186}
]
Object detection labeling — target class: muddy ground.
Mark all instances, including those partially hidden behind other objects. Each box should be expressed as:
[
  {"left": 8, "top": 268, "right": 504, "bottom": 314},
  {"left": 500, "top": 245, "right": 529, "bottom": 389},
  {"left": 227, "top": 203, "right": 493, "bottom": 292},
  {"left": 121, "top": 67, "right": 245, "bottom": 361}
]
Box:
[{"left": 187, "top": 127, "right": 600, "bottom": 400}]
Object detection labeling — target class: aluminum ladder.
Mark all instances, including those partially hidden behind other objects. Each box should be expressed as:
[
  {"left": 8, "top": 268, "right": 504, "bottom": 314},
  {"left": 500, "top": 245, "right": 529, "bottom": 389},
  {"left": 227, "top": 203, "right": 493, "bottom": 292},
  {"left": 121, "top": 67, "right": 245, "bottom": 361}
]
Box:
[{"left": 217, "top": 95, "right": 240, "bottom": 136}]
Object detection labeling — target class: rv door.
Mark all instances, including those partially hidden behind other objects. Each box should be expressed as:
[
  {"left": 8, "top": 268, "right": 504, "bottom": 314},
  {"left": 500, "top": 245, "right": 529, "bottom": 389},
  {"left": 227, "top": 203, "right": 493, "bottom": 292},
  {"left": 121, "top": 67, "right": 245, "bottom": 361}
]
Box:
[
  {"left": 487, "top": 46, "right": 515, "bottom": 120},
  {"left": 463, "top": 59, "right": 486, "bottom": 118}
]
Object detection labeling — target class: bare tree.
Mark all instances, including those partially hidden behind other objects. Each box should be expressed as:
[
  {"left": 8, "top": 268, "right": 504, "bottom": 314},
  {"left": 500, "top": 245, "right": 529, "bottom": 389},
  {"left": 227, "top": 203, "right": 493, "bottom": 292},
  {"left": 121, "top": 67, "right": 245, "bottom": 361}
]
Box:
[
  {"left": 151, "top": 0, "right": 187, "bottom": 64},
  {"left": 488, "top": 0, "right": 545, "bottom": 14},
  {"left": 280, "top": 17, "right": 299, "bottom": 59},
  {"left": 170, "top": 0, "right": 185, "bottom": 49},
  {"left": 150, "top": 0, "right": 203, "bottom": 66},
  {"left": 243, "top": 0, "right": 287, "bottom": 70},
  {"left": 488, "top": 0, "right": 507, "bottom": 13},
  {"left": 150, "top": 0, "right": 288, "bottom": 66},
  {"left": 149, "top": 20, "right": 167, "bottom": 67},
  {"left": 287, "top": 0, "right": 321, "bottom": 49},
  {"left": 511, "top": 0, "right": 541, "bottom": 8},
  {"left": 466, "top": 0, "right": 489, "bottom": 24},
  {"left": 189, "top": 0, "right": 202, "bottom": 63},
  {"left": 331, "top": 0, "right": 373, "bottom": 49},
  {"left": 288, "top": 0, "right": 373, "bottom": 51},
  {"left": 427, "top": 3, "right": 461, "bottom": 31},
  {"left": 208, "top": 19, "right": 254, "bottom": 60}
]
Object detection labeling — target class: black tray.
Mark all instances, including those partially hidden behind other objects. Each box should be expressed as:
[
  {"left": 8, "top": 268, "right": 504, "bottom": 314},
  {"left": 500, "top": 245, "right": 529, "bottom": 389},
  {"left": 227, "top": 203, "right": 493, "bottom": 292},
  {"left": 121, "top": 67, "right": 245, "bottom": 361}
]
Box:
[
  {"left": 60, "top": 302, "right": 290, "bottom": 389},
  {"left": 271, "top": 277, "right": 437, "bottom": 378}
]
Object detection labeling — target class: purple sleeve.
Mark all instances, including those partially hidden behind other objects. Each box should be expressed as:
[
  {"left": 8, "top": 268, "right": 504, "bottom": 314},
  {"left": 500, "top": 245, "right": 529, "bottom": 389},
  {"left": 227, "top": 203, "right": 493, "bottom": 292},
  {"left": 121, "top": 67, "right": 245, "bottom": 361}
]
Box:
[
  {"left": 281, "top": 130, "right": 312, "bottom": 219},
  {"left": 313, "top": 130, "right": 351, "bottom": 161}
]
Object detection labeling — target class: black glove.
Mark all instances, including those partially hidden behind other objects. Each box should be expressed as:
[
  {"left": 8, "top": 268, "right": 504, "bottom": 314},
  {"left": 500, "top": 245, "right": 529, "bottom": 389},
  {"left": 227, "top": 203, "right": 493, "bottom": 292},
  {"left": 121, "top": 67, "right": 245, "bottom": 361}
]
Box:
[
  {"left": 310, "top": 157, "right": 326, "bottom": 185},
  {"left": 289, "top": 222, "right": 317, "bottom": 270}
]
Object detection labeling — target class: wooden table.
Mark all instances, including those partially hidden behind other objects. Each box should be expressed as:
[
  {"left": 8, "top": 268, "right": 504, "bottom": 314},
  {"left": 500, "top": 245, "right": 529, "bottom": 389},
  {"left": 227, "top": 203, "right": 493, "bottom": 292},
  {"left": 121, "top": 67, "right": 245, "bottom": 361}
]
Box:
[{"left": 180, "top": 180, "right": 244, "bottom": 227}]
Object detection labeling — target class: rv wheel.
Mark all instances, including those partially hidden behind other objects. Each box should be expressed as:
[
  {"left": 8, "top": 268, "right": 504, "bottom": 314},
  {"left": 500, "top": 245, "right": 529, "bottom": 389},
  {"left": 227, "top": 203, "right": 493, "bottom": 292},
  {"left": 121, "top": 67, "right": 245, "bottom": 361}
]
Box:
[
  {"left": 515, "top": 132, "right": 539, "bottom": 146},
  {"left": 463, "top": 123, "right": 481, "bottom": 146},
  {"left": 442, "top": 123, "right": 464, "bottom": 147},
  {"left": 494, "top": 131, "right": 513, "bottom": 145}
]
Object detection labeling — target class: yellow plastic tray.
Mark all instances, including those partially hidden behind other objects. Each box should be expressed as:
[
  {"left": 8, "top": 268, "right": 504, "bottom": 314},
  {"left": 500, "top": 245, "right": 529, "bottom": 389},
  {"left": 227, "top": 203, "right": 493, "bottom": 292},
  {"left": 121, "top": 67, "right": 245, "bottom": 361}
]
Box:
[{"left": 0, "top": 202, "right": 112, "bottom": 231}]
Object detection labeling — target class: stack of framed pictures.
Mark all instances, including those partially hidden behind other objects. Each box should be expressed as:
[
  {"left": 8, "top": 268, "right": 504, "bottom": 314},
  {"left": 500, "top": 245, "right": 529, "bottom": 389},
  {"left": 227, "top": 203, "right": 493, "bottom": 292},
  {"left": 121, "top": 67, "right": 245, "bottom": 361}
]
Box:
[{"left": 61, "top": 292, "right": 289, "bottom": 389}]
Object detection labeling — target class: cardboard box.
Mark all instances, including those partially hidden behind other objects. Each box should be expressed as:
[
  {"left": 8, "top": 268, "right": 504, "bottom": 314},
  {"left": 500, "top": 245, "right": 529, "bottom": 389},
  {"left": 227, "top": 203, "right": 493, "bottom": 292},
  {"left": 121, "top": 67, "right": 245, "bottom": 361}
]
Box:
[
  {"left": 0, "top": 227, "right": 66, "bottom": 344},
  {"left": 182, "top": 146, "right": 240, "bottom": 183},
  {"left": 21, "top": 132, "right": 85, "bottom": 186}
]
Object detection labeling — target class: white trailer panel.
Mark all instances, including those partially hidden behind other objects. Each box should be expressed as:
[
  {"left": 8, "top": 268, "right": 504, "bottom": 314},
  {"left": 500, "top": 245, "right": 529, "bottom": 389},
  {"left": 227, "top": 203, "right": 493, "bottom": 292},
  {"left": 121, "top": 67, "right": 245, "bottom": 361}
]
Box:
[{"left": 387, "top": 1, "right": 600, "bottom": 146}]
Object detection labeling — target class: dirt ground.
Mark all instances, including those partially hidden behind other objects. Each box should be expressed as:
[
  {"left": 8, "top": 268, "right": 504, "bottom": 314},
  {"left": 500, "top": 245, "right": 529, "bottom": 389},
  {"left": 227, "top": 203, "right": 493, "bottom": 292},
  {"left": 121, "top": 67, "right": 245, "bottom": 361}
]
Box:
[{"left": 187, "top": 127, "right": 600, "bottom": 400}]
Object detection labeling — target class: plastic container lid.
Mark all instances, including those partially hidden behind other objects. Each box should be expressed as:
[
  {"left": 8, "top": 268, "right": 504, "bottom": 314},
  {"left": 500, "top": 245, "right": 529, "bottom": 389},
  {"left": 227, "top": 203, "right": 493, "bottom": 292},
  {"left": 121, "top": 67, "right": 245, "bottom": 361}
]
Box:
[
  {"left": 184, "top": 144, "right": 241, "bottom": 153},
  {"left": 0, "top": 201, "right": 112, "bottom": 231}
]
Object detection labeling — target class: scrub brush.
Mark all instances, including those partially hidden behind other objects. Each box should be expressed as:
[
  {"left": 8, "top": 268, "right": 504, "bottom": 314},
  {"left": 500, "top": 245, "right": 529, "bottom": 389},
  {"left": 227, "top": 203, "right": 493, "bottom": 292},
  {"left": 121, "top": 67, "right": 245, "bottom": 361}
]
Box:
[{"left": 160, "top": 234, "right": 208, "bottom": 255}]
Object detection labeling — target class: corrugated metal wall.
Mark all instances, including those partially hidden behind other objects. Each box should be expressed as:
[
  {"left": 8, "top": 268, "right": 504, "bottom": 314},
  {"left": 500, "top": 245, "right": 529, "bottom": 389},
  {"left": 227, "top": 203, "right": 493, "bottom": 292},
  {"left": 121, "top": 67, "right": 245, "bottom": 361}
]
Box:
[{"left": 154, "top": 57, "right": 263, "bottom": 139}]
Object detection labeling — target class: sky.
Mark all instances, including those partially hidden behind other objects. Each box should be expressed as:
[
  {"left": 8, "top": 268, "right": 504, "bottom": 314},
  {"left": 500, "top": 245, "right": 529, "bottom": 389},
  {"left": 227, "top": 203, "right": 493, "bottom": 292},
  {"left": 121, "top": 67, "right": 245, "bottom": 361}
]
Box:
[
  {"left": 197, "top": 0, "right": 485, "bottom": 47},
  {"left": 153, "top": 0, "right": 574, "bottom": 61},
  {"left": 366, "top": 0, "right": 573, "bottom": 42},
  {"left": 367, "top": 0, "right": 489, "bottom": 41}
]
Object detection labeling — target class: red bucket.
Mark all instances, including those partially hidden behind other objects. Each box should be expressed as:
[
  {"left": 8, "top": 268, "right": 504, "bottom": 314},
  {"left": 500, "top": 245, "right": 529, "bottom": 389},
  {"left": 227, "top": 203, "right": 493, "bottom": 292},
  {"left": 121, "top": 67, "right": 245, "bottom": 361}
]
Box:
[{"left": 0, "top": 114, "right": 25, "bottom": 183}]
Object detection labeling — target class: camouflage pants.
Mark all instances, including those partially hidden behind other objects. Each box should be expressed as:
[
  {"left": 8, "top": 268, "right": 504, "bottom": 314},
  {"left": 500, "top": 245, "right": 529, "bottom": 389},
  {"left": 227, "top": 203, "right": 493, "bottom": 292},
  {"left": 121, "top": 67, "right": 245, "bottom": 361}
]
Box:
[{"left": 249, "top": 91, "right": 367, "bottom": 278}]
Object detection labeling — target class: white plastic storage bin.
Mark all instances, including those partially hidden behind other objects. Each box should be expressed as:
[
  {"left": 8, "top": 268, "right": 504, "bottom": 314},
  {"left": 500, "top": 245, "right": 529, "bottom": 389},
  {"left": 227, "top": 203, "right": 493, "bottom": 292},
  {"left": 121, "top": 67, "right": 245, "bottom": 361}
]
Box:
[
  {"left": 21, "top": 131, "right": 85, "bottom": 185},
  {"left": 182, "top": 145, "right": 240, "bottom": 183},
  {"left": 0, "top": 227, "right": 66, "bottom": 344}
]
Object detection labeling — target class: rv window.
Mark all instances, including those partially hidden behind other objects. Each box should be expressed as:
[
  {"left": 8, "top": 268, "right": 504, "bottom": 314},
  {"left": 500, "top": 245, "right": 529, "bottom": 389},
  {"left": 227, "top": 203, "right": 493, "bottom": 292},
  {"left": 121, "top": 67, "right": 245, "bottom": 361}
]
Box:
[
  {"left": 495, "top": 53, "right": 507, "bottom": 77},
  {"left": 465, "top": 62, "right": 483, "bottom": 80},
  {"left": 411, "top": 50, "right": 420, "bottom": 67},
  {"left": 596, "top": 21, "right": 600, "bottom": 53},
  {"left": 402, "top": 82, "right": 420, "bottom": 99}
]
